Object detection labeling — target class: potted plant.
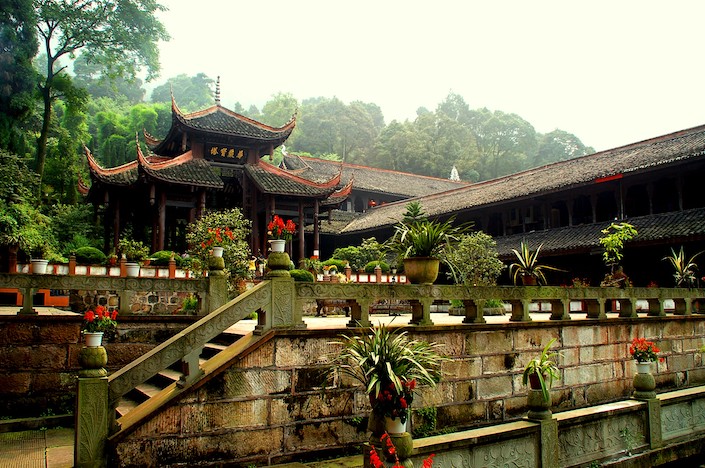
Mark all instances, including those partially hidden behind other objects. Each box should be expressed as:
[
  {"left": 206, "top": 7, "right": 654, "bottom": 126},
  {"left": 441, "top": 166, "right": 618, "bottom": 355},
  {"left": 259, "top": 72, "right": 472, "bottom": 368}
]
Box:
[
  {"left": 629, "top": 337, "right": 660, "bottom": 398},
  {"left": 202, "top": 227, "right": 235, "bottom": 258},
  {"left": 81, "top": 305, "right": 118, "bottom": 347},
  {"left": 386, "top": 202, "right": 468, "bottom": 284},
  {"left": 663, "top": 246, "right": 702, "bottom": 288},
  {"left": 329, "top": 324, "right": 447, "bottom": 435},
  {"left": 509, "top": 241, "right": 563, "bottom": 285},
  {"left": 522, "top": 338, "right": 560, "bottom": 404},
  {"left": 267, "top": 215, "right": 296, "bottom": 252},
  {"left": 118, "top": 238, "right": 149, "bottom": 277},
  {"left": 599, "top": 222, "right": 637, "bottom": 287}
]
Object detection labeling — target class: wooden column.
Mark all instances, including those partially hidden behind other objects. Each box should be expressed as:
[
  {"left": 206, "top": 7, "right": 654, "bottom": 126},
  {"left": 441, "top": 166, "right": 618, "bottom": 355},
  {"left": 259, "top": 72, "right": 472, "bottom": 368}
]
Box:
[
  {"left": 313, "top": 199, "right": 320, "bottom": 254},
  {"left": 251, "top": 183, "right": 259, "bottom": 256},
  {"left": 298, "top": 200, "right": 305, "bottom": 262},
  {"left": 112, "top": 197, "right": 120, "bottom": 253},
  {"left": 157, "top": 191, "right": 166, "bottom": 251}
]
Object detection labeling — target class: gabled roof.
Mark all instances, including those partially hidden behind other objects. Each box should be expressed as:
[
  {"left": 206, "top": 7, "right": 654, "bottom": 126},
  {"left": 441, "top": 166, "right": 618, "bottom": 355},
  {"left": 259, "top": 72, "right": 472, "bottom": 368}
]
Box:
[
  {"left": 341, "top": 124, "right": 705, "bottom": 234},
  {"left": 245, "top": 160, "right": 341, "bottom": 198},
  {"left": 493, "top": 207, "right": 705, "bottom": 258},
  {"left": 137, "top": 144, "right": 224, "bottom": 188},
  {"left": 321, "top": 176, "right": 355, "bottom": 207},
  {"left": 280, "top": 154, "right": 470, "bottom": 198},
  {"left": 85, "top": 142, "right": 224, "bottom": 189}
]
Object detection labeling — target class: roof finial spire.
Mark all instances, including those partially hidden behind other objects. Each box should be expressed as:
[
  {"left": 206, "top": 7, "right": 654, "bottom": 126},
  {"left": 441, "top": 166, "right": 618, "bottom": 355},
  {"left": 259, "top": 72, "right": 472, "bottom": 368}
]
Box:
[{"left": 215, "top": 76, "right": 221, "bottom": 105}]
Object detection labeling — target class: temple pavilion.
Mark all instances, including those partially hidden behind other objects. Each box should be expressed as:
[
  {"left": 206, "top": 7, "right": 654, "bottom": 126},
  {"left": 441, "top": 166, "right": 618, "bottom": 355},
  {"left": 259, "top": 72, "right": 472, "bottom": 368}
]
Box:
[{"left": 82, "top": 94, "right": 353, "bottom": 261}]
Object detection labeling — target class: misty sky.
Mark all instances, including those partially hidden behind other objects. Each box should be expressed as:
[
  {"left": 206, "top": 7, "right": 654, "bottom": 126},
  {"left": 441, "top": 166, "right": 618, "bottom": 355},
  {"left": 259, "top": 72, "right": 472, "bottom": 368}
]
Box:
[{"left": 154, "top": 1, "right": 705, "bottom": 152}]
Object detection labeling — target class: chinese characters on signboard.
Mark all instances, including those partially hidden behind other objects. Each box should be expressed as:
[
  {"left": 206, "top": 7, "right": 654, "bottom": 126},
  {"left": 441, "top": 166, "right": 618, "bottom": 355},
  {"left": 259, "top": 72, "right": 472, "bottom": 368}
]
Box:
[{"left": 206, "top": 145, "right": 247, "bottom": 161}]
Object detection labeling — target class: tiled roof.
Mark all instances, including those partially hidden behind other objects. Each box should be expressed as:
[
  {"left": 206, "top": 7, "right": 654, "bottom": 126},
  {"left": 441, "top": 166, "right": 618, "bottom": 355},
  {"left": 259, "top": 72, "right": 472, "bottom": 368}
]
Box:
[
  {"left": 85, "top": 146, "right": 138, "bottom": 186},
  {"left": 281, "top": 154, "right": 470, "bottom": 197},
  {"left": 341, "top": 124, "right": 705, "bottom": 233},
  {"left": 137, "top": 146, "right": 224, "bottom": 188},
  {"left": 173, "top": 98, "right": 295, "bottom": 141},
  {"left": 493, "top": 207, "right": 705, "bottom": 258},
  {"left": 321, "top": 177, "right": 354, "bottom": 207},
  {"left": 245, "top": 161, "right": 339, "bottom": 197}
]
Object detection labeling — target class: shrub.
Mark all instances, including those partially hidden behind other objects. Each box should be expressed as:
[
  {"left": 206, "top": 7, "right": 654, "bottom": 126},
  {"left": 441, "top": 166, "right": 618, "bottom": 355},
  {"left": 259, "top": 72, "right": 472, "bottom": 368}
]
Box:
[
  {"left": 364, "top": 260, "right": 390, "bottom": 273},
  {"left": 150, "top": 250, "right": 184, "bottom": 267},
  {"left": 290, "top": 269, "right": 315, "bottom": 282},
  {"left": 443, "top": 232, "right": 505, "bottom": 286},
  {"left": 322, "top": 258, "right": 348, "bottom": 272},
  {"left": 74, "top": 246, "right": 106, "bottom": 265},
  {"left": 332, "top": 237, "right": 384, "bottom": 270}
]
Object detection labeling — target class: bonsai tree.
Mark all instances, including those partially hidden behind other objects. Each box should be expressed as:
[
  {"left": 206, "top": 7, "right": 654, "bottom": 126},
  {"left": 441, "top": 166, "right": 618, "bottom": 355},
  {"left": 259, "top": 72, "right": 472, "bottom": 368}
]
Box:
[
  {"left": 118, "top": 238, "right": 149, "bottom": 263},
  {"left": 599, "top": 222, "right": 637, "bottom": 287},
  {"left": 508, "top": 241, "right": 563, "bottom": 285},
  {"left": 663, "top": 246, "right": 702, "bottom": 288},
  {"left": 522, "top": 338, "right": 561, "bottom": 402}
]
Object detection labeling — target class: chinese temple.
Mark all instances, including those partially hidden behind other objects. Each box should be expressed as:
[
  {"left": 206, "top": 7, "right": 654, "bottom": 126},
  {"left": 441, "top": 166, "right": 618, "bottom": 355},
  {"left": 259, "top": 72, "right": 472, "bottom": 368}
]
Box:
[{"left": 82, "top": 93, "right": 352, "bottom": 261}]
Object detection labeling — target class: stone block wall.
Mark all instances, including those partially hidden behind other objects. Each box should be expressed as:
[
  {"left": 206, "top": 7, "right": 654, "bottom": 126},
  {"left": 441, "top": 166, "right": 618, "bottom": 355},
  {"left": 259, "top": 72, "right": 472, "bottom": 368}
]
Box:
[
  {"left": 69, "top": 290, "right": 197, "bottom": 315},
  {"left": 0, "top": 316, "right": 195, "bottom": 418},
  {"left": 113, "top": 316, "right": 705, "bottom": 466}
]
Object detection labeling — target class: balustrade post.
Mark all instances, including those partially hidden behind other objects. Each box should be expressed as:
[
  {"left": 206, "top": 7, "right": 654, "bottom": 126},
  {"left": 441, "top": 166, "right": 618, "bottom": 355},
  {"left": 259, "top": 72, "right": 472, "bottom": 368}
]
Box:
[
  {"left": 462, "top": 299, "right": 485, "bottom": 324},
  {"left": 410, "top": 297, "right": 433, "bottom": 326},
  {"left": 75, "top": 342, "right": 109, "bottom": 467},
  {"left": 117, "top": 289, "right": 134, "bottom": 316},
  {"left": 69, "top": 254, "right": 77, "bottom": 275},
  {"left": 538, "top": 418, "right": 559, "bottom": 468},
  {"left": 647, "top": 298, "right": 665, "bottom": 317},
  {"left": 618, "top": 297, "right": 637, "bottom": 318},
  {"left": 178, "top": 346, "right": 204, "bottom": 387},
  {"left": 549, "top": 299, "right": 570, "bottom": 320},
  {"left": 673, "top": 298, "right": 692, "bottom": 315},
  {"left": 19, "top": 285, "right": 37, "bottom": 315},
  {"left": 349, "top": 299, "right": 372, "bottom": 328},
  {"left": 586, "top": 298, "right": 607, "bottom": 319},
  {"left": 508, "top": 299, "right": 531, "bottom": 322},
  {"left": 204, "top": 256, "right": 228, "bottom": 314}
]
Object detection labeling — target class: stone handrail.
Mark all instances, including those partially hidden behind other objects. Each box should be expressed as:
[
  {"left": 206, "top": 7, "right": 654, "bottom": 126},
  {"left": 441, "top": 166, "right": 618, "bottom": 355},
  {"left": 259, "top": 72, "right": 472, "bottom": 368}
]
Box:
[
  {"left": 107, "top": 280, "right": 272, "bottom": 407},
  {"left": 0, "top": 273, "right": 216, "bottom": 315},
  {"left": 295, "top": 283, "right": 705, "bottom": 326}
]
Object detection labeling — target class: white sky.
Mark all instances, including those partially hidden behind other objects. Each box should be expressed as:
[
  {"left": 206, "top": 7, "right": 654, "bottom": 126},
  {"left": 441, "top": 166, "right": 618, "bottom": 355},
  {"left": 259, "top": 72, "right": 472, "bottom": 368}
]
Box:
[{"left": 154, "top": 0, "right": 705, "bottom": 152}]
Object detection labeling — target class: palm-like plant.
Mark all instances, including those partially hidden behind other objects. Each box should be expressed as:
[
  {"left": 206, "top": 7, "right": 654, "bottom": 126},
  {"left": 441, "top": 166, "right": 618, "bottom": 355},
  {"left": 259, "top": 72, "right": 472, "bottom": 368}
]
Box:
[
  {"left": 522, "top": 338, "right": 561, "bottom": 402},
  {"left": 509, "top": 241, "right": 564, "bottom": 285},
  {"left": 663, "top": 246, "right": 702, "bottom": 287},
  {"left": 329, "top": 325, "right": 447, "bottom": 399}
]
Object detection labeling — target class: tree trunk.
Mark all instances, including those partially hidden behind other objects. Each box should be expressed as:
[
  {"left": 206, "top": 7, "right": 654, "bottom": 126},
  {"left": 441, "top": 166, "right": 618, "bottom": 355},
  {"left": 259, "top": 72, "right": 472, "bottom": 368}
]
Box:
[{"left": 35, "top": 85, "right": 52, "bottom": 197}]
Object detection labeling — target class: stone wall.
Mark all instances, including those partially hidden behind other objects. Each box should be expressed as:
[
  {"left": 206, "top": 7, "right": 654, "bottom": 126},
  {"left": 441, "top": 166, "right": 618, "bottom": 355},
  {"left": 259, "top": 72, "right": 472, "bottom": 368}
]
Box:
[
  {"left": 69, "top": 290, "right": 197, "bottom": 315},
  {"left": 112, "top": 315, "right": 705, "bottom": 466},
  {"left": 0, "top": 315, "right": 196, "bottom": 418}
]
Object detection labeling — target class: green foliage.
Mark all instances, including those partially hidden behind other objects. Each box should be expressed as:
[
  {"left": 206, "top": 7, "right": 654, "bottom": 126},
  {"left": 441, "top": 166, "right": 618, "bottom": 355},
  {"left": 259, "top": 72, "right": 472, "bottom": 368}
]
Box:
[
  {"left": 180, "top": 294, "right": 198, "bottom": 312},
  {"left": 522, "top": 338, "right": 561, "bottom": 403},
  {"left": 599, "top": 222, "right": 638, "bottom": 268},
  {"left": 150, "top": 250, "right": 184, "bottom": 267},
  {"left": 118, "top": 238, "right": 149, "bottom": 262},
  {"left": 290, "top": 269, "right": 315, "bottom": 282},
  {"left": 185, "top": 208, "right": 252, "bottom": 279},
  {"left": 364, "top": 261, "right": 390, "bottom": 274},
  {"left": 386, "top": 202, "right": 470, "bottom": 260},
  {"left": 74, "top": 247, "right": 106, "bottom": 265},
  {"left": 509, "top": 241, "right": 564, "bottom": 285},
  {"left": 150, "top": 73, "right": 215, "bottom": 111},
  {"left": 332, "top": 237, "right": 384, "bottom": 271},
  {"left": 298, "top": 257, "right": 322, "bottom": 273},
  {"left": 443, "top": 231, "right": 505, "bottom": 286},
  {"left": 321, "top": 258, "right": 348, "bottom": 272},
  {"left": 49, "top": 203, "right": 102, "bottom": 253},
  {"left": 329, "top": 325, "right": 448, "bottom": 400},
  {"left": 663, "top": 246, "right": 702, "bottom": 288}
]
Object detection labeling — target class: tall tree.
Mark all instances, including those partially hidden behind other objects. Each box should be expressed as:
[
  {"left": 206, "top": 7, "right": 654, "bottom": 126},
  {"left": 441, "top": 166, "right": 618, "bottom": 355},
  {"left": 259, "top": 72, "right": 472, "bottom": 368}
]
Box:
[
  {"left": 534, "top": 129, "right": 594, "bottom": 167},
  {"left": 150, "top": 73, "right": 215, "bottom": 111},
  {"left": 33, "top": 0, "right": 169, "bottom": 194},
  {"left": 0, "top": 0, "right": 39, "bottom": 155}
]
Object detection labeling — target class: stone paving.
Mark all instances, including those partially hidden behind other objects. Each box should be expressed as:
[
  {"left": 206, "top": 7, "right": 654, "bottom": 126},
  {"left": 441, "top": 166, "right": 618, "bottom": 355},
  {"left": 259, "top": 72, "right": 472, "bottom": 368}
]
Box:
[{"left": 0, "top": 429, "right": 73, "bottom": 468}]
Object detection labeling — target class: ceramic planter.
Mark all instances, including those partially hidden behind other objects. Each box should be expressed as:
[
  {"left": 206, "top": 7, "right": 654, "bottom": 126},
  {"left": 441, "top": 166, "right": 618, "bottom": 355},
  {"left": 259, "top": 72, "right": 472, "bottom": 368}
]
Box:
[
  {"left": 269, "top": 239, "right": 286, "bottom": 253},
  {"left": 84, "top": 332, "right": 104, "bottom": 347},
  {"left": 31, "top": 259, "right": 49, "bottom": 274},
  {"left": 384, "top": 416, "right": 407, "bottom": 434},
  {"left": 633, "top": 360, "right": 656, "bottom": 399},
  {"left": 212, "top": 246, "right": 224, "bottom": 258},
  {"left": 125, "top": 262, "right": 140, "bottom": 277},
  {"left": 403, "top": 257, "right": 440, "bottom": 284}
]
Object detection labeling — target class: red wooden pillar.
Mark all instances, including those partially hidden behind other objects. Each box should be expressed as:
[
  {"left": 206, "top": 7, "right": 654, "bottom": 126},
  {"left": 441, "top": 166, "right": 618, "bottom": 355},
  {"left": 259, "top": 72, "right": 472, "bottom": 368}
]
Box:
[
  {"left": 313, "top": 199, "right": 320, "bottom": 254},
  {"left": 298, "top": 201, "right": 305, "bottom": 262},
  {"left": 157, "top": 192, "right": 166, "bottom": 251}
]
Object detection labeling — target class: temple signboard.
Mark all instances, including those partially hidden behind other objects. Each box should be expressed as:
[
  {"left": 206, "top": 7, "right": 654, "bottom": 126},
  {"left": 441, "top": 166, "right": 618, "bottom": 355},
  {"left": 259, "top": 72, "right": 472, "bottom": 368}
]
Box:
[{"left": 206, "top": 144, "right": 248, "bottom": 163}]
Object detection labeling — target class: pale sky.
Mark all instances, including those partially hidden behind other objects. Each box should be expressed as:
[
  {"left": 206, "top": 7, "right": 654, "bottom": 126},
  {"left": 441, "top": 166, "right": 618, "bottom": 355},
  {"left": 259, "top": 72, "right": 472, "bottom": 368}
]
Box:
[{"left": 154, "top": 1, "right": 705, "bottom": 152}]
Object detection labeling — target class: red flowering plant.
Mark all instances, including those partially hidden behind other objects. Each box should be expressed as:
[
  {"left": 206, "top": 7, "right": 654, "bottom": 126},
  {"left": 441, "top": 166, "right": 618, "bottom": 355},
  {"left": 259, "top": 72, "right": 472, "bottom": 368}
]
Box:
[
  {"left": 629, "top": 337, "right": 661, "bottom": 362},
  {"left": 267, "top": 215, "right": 297, "bottom": 241},
  {"left": 371, "top": 379, "right": 415, "bottom": 424},
  {"left": 201, "top": 227, "right": 235, "bottom": 249},
  {"left": 82, "top": 305, "right": 118, "bottom": 335},
  {"left": 370, "top": 432, "right": 435, "bottom": 468}
]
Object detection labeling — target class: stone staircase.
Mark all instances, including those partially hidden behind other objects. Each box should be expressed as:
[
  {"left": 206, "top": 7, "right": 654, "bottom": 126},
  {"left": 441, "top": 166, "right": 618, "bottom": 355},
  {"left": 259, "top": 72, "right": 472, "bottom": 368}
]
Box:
[{"left": 114, "top": 328, "right": 247, "bottom": 419}]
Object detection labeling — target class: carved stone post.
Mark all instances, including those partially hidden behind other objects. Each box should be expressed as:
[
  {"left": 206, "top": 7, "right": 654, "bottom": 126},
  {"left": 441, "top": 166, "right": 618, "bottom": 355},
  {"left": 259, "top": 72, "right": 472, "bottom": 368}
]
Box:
[
  {"left": 204, "top": 256, "right": 228, "bottom": 314},
  {"left": 266, "top": 251, "right": 305, "bottom": 330},
  {"left": 462, "top": 299, "right": 485, "bottom": 324},
  {"left": 75, "top": 343, "right": 109, "bottom": 468}
]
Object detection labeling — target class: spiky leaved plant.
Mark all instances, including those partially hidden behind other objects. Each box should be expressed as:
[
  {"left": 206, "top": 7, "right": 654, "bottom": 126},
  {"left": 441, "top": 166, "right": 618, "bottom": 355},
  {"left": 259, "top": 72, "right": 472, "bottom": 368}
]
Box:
[
  {"left": 509, "top": 241, "right": 564, "bottom": 285},
  {"left": 663, "top": 246, "right": 702, "bottom": 288}
]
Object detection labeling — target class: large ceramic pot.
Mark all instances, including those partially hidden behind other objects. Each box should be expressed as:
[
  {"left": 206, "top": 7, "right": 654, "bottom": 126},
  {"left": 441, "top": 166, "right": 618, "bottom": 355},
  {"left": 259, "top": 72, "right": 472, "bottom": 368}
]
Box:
[
  {"left": 84, "top": 332, "right": 104, "bottom": 347},
  {"left": 403, "top": 257, "right": 440, "bottom": 284},
  {"left": 212, "top": 246, "right": 224, "bottom": 258},
  {"left": 31, "top": 259, "right": 49, "bottom": 274},
  {"left": 269, "top": 239, "right": 286, "bottom": 253},
  {"left": 384, "top": 416, "right": 407, "bottom": 434},
  {"left": 125, "top": 262, "right": 140, "bottom": 277}
]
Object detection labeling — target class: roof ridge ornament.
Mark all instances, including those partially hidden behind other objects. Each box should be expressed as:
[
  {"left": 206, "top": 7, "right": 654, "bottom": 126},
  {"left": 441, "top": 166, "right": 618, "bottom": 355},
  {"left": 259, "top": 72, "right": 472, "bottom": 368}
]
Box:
[{"left": 215, "top": 75, "right": 221, "bottom": 105}]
